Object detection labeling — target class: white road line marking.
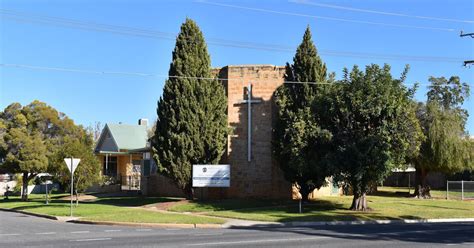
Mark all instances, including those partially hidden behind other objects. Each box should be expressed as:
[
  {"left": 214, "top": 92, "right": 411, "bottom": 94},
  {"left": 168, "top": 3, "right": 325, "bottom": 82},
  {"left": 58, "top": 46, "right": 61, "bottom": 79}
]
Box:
[
  {"left": 166, "top": 228, "right": 180, "bottom": 231},
  {"left": 136, "top": 229, "right": 152, "bottom": 232},
  {"left": 377, "top": 227, "right": 469, "bottom": 236},
  {"left": 71, "top": 231, "right": 90, "bottom": 234},
  {"left": 35, "top": 232, "right": 56, "bottom": 235},
  {"left": 193, "top": 233, "right": 223, "bottom": 236},
  {"left": 0, "top": 233, "right": 21, "bottom": 236},
  {"left": 104, "top": 229, "right": 122, "bottom": 232},
  {"left": 71, "top": 238, "right": 112, "bottom": 242},
  {"left": 187, "top": 236, "right": 326, "bottom": 246}
]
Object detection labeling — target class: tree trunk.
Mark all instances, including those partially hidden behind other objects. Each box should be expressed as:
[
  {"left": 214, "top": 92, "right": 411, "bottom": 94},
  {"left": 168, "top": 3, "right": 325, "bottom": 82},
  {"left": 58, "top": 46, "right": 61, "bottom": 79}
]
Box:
[
  {"left": 414, "top": 167, "right": 431, "bottom": 199},
  {"left": 350, "top": 192, "right": 370, "bottom": 211},
  {"left": 184, "top": 185, "right": 194, "bottom": 200},
  {"left": 299, "top": 184, "right": 311, "bottom": 203},
  {"left": 21, "top": 172, "right": 29, "bottom": 201}
]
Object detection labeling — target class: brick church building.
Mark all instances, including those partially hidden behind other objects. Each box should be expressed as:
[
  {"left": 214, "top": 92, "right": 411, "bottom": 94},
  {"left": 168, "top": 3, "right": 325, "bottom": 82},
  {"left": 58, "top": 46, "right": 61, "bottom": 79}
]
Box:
[{"left": 97, "top": 64, "right": 340, "bottom": 199}]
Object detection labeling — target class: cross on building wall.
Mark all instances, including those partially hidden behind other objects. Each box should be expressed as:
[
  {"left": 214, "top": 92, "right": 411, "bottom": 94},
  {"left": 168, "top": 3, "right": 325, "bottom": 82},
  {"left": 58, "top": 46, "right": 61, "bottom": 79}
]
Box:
[{"left": 236, "top": 83, "right": 262, "bottom": 162}]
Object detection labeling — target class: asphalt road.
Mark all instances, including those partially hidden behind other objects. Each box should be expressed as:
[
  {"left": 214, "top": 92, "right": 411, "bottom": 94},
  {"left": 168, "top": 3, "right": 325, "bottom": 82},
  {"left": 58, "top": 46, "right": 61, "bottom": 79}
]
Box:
[{"left": 1, "top": 210, "right": 473, "bottom": 248}]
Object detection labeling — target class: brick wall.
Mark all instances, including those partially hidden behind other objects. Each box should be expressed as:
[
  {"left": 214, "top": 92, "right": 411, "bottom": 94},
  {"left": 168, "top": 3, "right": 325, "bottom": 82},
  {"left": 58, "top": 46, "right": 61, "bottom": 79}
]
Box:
[{"left": 144, "top": 174, "right": 186, "bottom": 197}]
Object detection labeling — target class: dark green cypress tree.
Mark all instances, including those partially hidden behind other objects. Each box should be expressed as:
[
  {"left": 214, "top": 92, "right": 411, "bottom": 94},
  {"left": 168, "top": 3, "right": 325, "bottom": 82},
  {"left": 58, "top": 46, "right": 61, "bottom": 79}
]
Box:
[
  {"left": 274, "top": 26, "right": 332, "bottom": 202},
  {"left": 153, "top": 19, "right": 228, "bottom": 199}
]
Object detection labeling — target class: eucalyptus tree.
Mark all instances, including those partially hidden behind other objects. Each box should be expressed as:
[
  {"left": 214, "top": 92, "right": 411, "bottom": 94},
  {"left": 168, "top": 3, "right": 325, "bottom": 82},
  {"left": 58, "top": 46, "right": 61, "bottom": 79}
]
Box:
[{"left": 0, "top": 101, "right": 86, "bottom": 200}]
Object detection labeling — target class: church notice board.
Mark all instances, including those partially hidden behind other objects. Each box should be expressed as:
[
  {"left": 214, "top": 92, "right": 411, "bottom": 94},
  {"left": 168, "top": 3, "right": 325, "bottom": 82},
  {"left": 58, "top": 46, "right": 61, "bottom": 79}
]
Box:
[{"left": 192, "top": 164, "right": 230, "bottom": 187}]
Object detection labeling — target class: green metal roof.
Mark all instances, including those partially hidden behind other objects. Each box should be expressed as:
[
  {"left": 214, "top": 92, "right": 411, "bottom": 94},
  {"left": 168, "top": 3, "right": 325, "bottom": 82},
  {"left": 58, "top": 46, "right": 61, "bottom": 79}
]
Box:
[{"left": 106, "top": 123, "right": 148, "bottom": 150}]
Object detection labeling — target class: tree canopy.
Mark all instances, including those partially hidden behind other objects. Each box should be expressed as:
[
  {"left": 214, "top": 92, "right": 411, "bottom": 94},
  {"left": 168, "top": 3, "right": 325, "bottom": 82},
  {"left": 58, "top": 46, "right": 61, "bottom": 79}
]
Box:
[
  {"left": 320, "top": 64, "right": 423, "bottom": 210},
  {"left": 152, "top": 18, "right": 228, "bottom": 199},
  {"left": 0, "top": 100, "right": 98, "bottom": 200},
  {"left": 50, "top": 133, "right": 101, "bottom": 201}
]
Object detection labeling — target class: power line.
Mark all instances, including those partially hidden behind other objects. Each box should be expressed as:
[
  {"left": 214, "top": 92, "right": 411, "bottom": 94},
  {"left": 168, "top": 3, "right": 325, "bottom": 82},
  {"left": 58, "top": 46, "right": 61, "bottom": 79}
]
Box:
[
  {"left": 0, "top": 63, "right": 327, "bottom": 84},
  {"left": 197, "top": 0, "right": 456, "bottom": 32},
  {"left": 289, "top": 0, "right": 474, "bottom": 24},
  {"left": 1, "top": 63, "right": 461, "bottom": 86},
  {"left": 0, "top": 9, "right": 466, "bottom": 64}
]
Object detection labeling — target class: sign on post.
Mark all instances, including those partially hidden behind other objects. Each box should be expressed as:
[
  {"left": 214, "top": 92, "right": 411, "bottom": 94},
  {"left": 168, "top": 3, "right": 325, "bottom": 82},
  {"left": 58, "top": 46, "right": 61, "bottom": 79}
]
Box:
[
  {"left": 192, "top": 165, "right": 230, "bottom": 187},
  {"left": 64, "top": 158, "right": 80, "bottom": 217},
  {"left": 64, "top": 158, "right": 80, "bottom": 173}
]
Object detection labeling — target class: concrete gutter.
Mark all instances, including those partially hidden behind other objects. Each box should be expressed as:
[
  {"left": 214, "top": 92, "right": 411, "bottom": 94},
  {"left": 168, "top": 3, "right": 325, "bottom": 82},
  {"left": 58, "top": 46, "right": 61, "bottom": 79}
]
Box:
[
  {"left": 284, "top": 218, "right": 474, "bottom": 227},
  {"left": 224, "top": 218, "right": 474, "bottom": 228},
  {"left": 68, "top": 219, "right": 222, "bottom": 229},
  {"left": 0, "top": 208, "right": 222, "bottom": 229},
  {"left": 0, "top": 207, "right": 58, "bottom": 221}
]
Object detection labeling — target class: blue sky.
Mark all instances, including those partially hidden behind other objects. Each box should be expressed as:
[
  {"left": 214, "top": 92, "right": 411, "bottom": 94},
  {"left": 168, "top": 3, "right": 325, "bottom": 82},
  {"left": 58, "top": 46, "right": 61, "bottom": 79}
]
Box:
[{"left": 1, "top": 0, "right": 473, "bottom": 134}]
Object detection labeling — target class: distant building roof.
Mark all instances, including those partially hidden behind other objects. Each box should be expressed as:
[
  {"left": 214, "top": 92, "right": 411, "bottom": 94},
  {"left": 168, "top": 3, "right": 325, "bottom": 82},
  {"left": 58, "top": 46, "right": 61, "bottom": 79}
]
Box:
[
  {"left": 107, "top": 124, "right": 148, "bottom": 150},
  {"left": 95, "top": 123, "right": 148, "bottom": 153}
]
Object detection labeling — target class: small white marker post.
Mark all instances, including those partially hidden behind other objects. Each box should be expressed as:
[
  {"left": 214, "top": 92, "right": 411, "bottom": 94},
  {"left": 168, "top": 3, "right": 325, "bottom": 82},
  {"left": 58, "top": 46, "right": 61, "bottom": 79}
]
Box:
[
  {"left": 299, "top": 199, "right": 302, "bottom": 214},
  {"left": 45, "top": 182, "right": 48, "bottom": 205},
  {"left": 64, "top": 158, "right": 80, "bottom": 217}
]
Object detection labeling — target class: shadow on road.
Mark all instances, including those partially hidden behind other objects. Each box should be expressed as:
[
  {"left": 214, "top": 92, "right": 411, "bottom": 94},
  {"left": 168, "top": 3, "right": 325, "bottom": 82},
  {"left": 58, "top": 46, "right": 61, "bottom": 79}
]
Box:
[{"left": 229, "top": 222, "right": 474, "bottom": 245}]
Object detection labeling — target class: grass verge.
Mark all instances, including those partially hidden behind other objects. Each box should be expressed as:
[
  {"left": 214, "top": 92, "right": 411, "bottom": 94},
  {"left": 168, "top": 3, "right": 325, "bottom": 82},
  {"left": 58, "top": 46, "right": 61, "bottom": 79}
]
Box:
[
  {"left": 169, "top": 187, "right": 474, "bottom": 222},
  {"left": 0, "top": 194, "right": 225, "bottom": 224}
]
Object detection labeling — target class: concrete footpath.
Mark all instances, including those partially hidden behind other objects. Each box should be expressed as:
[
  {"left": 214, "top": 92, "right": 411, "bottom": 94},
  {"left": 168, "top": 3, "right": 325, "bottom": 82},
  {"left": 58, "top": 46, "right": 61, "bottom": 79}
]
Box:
[{"left": 222, "top": 217, "right": 474, "bottom": 228}]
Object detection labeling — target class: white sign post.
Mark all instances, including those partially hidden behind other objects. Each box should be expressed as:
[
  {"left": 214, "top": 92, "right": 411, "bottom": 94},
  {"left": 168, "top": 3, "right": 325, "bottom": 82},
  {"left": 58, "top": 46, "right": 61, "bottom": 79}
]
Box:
[
  {"left": 64, "top": 158, "right": 80, "bottom": 217},
  {"left": 192, "top": 165, "right": 230, "bottom": 187}
]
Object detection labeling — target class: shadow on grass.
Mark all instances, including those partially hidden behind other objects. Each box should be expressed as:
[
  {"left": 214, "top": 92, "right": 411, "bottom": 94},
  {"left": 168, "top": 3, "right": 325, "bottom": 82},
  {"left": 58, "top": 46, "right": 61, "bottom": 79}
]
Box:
[
  {"left": 91, "top": 196, "right": 181, "bottom": 207},
  {"left": 0, "top": 194, "right": 182, "bottom": 210},
  {"left": 370, "top": 190, "right": 411, "bottom": 198},
  {"left": 400, "top": 201, "right": 472, "bottom": 211},
  {"left": 187, "top": 197, "right": 448, "bottom": 223},
  {"left": 182, "top": 199, "right": 295, "bottom": 212},
  {"left": 233, "top": 200, "right": 417, "bottom": 222}
]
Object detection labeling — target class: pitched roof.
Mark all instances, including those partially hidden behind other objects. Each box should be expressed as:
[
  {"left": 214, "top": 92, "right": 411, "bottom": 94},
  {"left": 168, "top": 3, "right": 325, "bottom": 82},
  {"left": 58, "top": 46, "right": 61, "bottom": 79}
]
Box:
[{"left": 104, "top": 123, "right": 148, "bottom": 150}]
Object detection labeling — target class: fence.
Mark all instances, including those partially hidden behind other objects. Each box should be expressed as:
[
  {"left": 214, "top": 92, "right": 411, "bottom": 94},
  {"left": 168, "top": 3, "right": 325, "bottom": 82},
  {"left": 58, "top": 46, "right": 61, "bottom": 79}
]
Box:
[
  {"left": 446, "top": 181, "right": 474, "bottom": 200},
  {"left": 120, "top": 175, "right": 141, "bottom": 191}
]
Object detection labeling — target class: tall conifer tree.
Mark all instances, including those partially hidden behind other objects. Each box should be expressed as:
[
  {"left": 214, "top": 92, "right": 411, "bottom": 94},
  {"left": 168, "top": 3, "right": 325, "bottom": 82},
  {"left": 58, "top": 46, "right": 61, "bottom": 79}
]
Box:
[
  {"left": 153, "top": 19, "right": 228, "bottom": 199},
  {"left": 274, "top": 26, "right": 332, "bottom": 202}
]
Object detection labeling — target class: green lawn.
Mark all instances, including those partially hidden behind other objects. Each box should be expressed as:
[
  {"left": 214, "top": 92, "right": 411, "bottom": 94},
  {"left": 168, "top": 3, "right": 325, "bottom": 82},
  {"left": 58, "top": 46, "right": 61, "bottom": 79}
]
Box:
[
  {"left": 0, "top": 194, "right": 224, "bottom": 224},
  {"left": 169, "top": 187, "right": 474, "bottom": 222}
]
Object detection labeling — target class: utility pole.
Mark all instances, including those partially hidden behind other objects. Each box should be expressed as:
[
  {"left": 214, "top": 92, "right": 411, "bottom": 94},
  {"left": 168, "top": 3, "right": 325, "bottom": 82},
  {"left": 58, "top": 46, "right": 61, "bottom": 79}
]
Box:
[
  {"left": 464, "top": 60, "right": 474, "bottom": 67},
  {"left": 460, "top": 31, "right": 474, "bottom": 67},
  {"left": 460, "top": 31, "right": 474, "bottom": 38}
]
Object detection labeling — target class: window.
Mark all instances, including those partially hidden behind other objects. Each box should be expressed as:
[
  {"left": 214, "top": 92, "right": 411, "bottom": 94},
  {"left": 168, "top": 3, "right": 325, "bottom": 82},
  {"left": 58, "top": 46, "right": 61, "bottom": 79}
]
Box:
[
  {"left": 132, "top": 160, "right": 141, "bottom": 174},
  {"left": 103, "top": 156, "right": 118, "bottom": 177},
  {"left": 143, "top": 160, "right": 151, "bottom": 176}
]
